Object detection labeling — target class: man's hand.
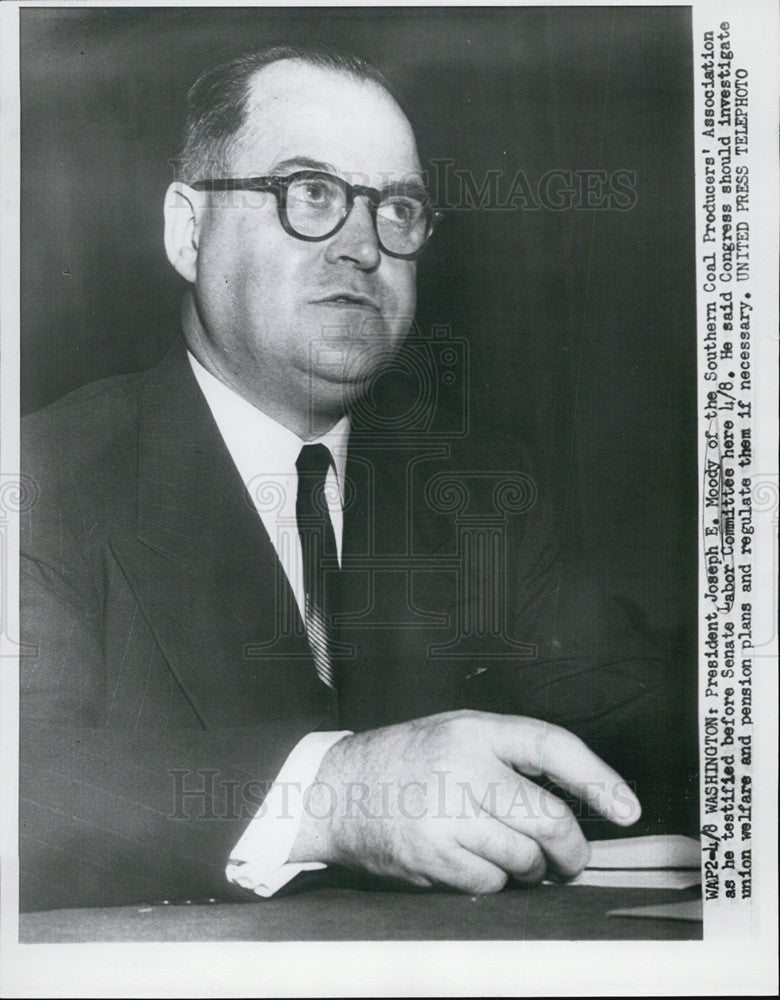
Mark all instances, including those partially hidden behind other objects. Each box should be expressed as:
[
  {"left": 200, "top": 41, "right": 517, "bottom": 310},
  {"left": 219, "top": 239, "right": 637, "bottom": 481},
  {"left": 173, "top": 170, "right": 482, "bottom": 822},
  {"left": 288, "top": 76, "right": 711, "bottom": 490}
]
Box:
[{"left": 289, "top": 710, "right": 641, "bottom": 893}]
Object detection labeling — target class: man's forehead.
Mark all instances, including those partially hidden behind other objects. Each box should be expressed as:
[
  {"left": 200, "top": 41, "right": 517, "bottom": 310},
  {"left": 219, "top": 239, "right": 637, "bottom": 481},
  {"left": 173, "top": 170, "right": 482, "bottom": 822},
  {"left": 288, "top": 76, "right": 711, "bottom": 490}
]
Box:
[{"left": 232, "top": 59, "right": 422, "bottom": 185}]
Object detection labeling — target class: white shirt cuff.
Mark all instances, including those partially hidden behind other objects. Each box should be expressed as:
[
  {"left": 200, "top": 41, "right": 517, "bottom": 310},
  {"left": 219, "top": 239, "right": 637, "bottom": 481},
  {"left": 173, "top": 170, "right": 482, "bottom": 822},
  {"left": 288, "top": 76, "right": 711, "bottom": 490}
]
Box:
[{"left": 225, "top": 730, "right": 351, "bottom": 897}]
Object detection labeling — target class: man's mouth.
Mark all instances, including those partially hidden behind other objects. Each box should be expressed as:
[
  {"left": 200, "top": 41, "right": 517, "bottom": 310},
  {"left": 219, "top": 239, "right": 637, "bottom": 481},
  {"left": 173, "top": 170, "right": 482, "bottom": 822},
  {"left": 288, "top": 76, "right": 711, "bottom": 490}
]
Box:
[{"left": 314, "top": 293, "right": 380, "bottom": 311}]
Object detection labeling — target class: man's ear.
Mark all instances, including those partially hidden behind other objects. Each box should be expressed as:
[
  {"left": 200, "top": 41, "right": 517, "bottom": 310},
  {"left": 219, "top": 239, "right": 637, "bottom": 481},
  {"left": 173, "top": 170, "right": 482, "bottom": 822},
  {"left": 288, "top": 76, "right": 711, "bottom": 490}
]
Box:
[{"left": 164, "top": 182, "right": 205, "bottom": 284}]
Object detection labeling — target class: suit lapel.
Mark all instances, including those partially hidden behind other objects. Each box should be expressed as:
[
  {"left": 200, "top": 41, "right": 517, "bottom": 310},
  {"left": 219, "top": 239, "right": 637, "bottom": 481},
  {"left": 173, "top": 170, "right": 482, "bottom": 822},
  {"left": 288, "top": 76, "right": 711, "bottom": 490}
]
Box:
[
  {"left": 110, "top": 348, "right": 336, "bottom": 728},
  {"left": 335, "top": 437, "right": 471, "bottom": 729}
]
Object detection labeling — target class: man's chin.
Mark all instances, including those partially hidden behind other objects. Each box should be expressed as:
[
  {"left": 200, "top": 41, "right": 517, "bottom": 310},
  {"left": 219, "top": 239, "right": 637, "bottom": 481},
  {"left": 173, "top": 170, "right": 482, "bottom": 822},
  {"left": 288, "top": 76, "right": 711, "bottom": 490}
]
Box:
[
  {"left": 307, "top": 340, "right": 403, "bottom": 389},
  {"left": 306, "top": 366, "right": 371, "bottom": 417}
]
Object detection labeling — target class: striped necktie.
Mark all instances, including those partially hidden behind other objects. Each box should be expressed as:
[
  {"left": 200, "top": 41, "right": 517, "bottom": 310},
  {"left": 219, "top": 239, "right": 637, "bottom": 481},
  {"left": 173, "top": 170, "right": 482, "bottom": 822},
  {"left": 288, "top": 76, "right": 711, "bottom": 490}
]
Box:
[{"left": 295, "top": 443, "right": 338, "bottom": 689}]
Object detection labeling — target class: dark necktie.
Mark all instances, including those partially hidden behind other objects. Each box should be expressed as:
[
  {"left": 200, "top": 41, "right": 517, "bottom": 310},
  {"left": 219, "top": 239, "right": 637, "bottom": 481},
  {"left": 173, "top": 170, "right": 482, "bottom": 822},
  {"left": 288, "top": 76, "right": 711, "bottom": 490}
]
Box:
[{"left": 295, "top": 443, "right": 338, "bottom": 689}]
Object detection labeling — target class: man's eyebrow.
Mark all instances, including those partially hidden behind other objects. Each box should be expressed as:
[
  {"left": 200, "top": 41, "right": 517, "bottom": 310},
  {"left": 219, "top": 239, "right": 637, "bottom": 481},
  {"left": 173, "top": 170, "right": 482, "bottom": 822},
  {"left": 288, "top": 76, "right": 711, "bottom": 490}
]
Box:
[
  {"left": 269, "top": 156, "right": 336, "bottom": 175},
  {"left": 389, "top": 178, "right": 430, "bottom": 201}
]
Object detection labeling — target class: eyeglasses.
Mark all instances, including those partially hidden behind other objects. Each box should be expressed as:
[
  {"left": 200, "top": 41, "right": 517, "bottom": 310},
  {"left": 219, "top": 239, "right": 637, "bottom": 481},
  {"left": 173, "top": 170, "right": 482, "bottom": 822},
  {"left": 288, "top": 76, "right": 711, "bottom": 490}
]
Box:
[{"left": 191, "top": 170, "right": 442, "bottom": 260}]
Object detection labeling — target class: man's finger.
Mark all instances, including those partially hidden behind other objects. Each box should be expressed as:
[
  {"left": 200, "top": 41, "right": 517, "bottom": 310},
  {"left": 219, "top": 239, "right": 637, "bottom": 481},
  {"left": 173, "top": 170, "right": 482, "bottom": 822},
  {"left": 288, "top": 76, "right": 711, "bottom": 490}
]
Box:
[
  {"left": 473, "top": 771, "right": 591, "bottom": 878},
  {"left": 489, "top": 714, "right": 642, "bottom": 826},
  {"left": 455, "top": 814, "right": 549, "bottom": 885},
  {"left": 429, "top": 847, "right": 509, "bottom": 895}
]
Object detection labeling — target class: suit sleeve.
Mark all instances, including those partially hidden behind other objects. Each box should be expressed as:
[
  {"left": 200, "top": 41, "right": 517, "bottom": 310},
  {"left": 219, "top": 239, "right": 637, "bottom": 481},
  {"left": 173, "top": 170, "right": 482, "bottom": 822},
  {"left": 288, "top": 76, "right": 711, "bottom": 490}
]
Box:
[
  {"left": 455, "top": 458, "right": 699, "bottom": 838},
  {"left": 19, "top": 477, "right": 318, "bottom": 912}
]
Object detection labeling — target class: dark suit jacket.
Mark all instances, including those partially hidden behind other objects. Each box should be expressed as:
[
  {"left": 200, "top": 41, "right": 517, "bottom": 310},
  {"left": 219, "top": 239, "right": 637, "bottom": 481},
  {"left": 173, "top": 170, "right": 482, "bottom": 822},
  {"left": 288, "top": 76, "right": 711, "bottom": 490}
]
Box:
[{"left": 20, "top": 346, "right": 697, "bottom": 911}]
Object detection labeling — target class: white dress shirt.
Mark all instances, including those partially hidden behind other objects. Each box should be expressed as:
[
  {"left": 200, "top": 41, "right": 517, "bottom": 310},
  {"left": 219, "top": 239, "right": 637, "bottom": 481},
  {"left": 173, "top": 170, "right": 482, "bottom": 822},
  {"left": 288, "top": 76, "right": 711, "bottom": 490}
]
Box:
[{"left": 187, "top": 352, "right": 351, "bottom": 897}]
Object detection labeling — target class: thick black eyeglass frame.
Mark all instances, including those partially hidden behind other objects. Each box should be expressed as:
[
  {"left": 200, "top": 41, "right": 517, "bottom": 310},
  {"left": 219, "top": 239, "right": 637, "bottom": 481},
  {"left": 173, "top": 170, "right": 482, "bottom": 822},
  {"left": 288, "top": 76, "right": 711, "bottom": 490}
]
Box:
[{"left": 190, "top": 170, "right": 443, "bottom": 260}]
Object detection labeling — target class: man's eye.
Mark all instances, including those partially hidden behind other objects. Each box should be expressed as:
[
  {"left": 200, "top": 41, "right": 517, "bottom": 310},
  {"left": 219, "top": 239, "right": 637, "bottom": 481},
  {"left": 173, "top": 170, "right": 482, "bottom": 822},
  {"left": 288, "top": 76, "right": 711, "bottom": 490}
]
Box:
[
  {"left": 303, "top": 182, "right": 327, "bottom": 201},
  {"left": 293, "top": 179, "right": 338, "bottom": 207},
  {"left": 379, "top": 198, "right": 420, "bottom": 229}
]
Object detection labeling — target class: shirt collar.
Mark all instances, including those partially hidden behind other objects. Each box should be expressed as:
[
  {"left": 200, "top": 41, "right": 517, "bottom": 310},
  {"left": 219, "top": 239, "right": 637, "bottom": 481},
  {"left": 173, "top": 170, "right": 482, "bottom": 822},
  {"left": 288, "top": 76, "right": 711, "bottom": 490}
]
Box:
[{"left": 186, "top": 350, "right": 350, "bottom": 498}]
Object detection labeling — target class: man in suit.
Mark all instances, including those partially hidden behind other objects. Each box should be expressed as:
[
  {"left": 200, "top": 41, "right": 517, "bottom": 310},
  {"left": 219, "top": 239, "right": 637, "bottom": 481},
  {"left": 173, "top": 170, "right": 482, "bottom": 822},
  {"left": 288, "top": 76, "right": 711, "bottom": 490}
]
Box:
[{"left": 20, "top": 45, "right": 695, "bottom": 912}]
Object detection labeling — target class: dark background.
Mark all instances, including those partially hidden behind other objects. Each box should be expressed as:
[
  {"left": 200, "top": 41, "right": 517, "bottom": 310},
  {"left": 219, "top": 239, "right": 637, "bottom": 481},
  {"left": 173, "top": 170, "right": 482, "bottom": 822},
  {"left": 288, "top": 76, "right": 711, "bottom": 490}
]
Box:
[{"left": 20, "top": 5, "right": 697, "bottom": 632}]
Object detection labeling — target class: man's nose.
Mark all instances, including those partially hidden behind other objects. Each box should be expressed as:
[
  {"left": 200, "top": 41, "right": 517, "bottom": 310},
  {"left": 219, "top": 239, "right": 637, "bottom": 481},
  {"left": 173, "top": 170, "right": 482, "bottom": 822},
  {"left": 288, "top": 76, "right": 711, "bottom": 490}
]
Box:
[{"left": 324, "top": 197, "right": 381, "bottom": 270}]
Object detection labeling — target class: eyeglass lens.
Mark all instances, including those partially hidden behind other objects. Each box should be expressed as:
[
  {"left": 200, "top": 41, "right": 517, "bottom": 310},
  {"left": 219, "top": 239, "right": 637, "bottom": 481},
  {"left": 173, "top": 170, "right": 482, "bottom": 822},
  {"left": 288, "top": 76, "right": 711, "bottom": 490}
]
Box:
[{"left": 284, "top": 174, "right": 429, "bottom": 255}]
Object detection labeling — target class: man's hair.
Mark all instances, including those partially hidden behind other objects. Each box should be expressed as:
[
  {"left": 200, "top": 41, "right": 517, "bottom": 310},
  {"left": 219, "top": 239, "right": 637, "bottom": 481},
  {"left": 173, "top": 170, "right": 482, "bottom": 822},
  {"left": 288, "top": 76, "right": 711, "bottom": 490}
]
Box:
[{"left": 176, "top": 44, "right": 395, "bottom": 183}]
